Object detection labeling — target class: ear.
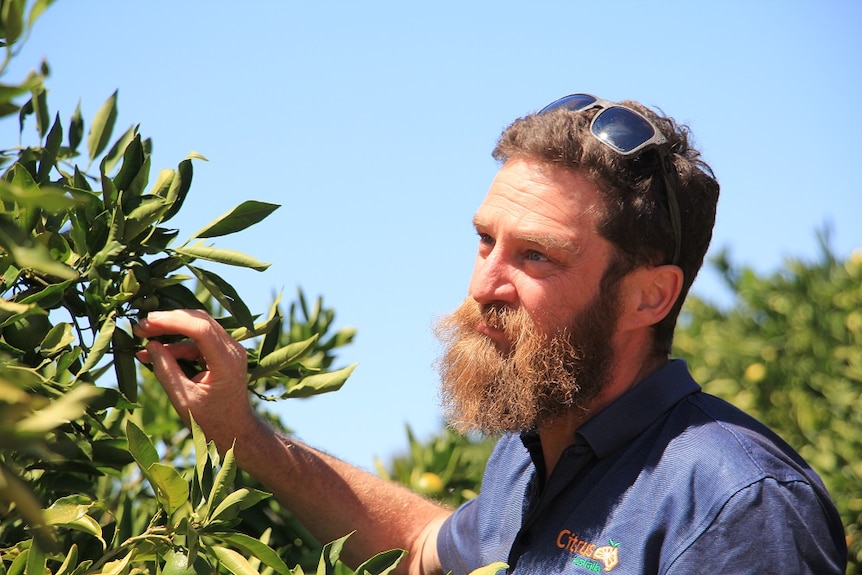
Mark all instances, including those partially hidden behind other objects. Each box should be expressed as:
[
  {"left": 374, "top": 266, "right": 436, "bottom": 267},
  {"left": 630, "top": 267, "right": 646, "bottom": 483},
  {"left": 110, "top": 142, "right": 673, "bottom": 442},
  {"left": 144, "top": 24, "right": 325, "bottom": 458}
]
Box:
[{"left": 617, "top": 265, "right": 684, "bottom": 331}]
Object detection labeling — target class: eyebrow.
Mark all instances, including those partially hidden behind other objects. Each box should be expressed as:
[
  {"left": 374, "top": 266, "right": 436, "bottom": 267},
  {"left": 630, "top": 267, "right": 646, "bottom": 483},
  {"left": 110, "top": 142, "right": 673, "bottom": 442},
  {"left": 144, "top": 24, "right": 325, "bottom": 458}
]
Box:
[{"left": 472, "top": 216, "right": 576, "bottom": 251}]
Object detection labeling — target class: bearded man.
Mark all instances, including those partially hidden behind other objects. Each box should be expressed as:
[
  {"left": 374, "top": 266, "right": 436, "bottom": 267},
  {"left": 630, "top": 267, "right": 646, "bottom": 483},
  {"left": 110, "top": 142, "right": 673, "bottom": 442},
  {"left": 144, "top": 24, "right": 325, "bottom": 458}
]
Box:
[{"left": 136, "top": 93, "right": 847, "bottom": 574}]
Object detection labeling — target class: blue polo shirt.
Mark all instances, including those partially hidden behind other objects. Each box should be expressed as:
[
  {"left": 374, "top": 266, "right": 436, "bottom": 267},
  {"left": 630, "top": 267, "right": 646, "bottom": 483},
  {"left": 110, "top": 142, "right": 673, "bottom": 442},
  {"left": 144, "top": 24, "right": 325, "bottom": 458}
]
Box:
[{"left": 437, "top": 360, "right": 847, "bottom": 574}]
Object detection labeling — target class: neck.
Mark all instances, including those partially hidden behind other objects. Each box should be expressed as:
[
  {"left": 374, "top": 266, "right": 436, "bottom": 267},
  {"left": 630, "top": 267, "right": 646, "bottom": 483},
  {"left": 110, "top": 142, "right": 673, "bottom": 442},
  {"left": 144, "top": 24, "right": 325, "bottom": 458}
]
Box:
[{"left": 537, "top": 354, "right": 669, "bottom": 480}]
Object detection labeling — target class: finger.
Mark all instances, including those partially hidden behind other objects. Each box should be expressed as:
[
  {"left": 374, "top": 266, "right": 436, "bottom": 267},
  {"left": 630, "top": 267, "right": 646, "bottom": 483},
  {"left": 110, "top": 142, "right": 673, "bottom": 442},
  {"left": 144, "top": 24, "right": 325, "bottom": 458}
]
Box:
[
  {"left": 135, "top": 310, "right": 246, "bottom": 377},
  {"left": 145, "top": 340, "right": 192, "bottom": 420},
  {"left": 136, "top": 340, "right": 201, "bottom": 364}
]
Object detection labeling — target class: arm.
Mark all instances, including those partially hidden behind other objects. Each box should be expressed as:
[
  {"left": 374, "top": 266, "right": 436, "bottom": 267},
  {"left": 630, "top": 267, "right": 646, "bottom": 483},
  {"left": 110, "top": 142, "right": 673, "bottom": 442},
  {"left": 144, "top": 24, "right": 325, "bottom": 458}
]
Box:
[
  {"left": 135, "top": 310, "right": 449, "bottom": 575},
  {"left": 667, "top": 479, "right": 846, "bottom": 575}
]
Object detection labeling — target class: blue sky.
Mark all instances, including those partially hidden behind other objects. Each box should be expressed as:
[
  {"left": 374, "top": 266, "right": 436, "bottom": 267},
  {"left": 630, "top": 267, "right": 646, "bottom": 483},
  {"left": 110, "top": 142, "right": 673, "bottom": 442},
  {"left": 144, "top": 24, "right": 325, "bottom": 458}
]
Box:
[{"left": 6, "top": 1, "right": 860, "bottom": 467}]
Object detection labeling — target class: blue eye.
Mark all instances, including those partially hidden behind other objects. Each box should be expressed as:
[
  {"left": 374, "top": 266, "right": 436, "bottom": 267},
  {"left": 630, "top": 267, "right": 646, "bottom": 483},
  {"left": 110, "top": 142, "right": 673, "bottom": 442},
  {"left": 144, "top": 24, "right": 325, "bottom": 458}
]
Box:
[{"left": 525, "top": 250, "right": 548, "bottom": 262}]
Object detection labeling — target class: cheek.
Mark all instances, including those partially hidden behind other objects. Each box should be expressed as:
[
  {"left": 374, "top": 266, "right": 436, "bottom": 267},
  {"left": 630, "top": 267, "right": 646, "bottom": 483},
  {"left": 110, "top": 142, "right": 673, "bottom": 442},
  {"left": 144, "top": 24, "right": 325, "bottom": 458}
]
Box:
[{"left": 518, "top": 275, "right": 593, "bottom": 335}]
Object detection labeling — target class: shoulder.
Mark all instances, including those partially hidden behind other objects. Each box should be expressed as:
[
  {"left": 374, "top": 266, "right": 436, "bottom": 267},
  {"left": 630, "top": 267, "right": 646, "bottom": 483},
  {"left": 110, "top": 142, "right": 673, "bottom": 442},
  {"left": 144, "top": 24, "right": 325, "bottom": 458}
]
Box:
[{"left": 676, "top": 391, "right": 816, "bottom": 483}]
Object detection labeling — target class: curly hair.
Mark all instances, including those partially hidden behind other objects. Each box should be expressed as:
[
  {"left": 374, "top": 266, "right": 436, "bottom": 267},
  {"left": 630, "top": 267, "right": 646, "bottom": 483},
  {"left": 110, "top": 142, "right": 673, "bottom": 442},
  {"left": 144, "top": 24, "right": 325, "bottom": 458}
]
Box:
[{"left": 492, "top": 99, "right": 720, "bottom": 355}]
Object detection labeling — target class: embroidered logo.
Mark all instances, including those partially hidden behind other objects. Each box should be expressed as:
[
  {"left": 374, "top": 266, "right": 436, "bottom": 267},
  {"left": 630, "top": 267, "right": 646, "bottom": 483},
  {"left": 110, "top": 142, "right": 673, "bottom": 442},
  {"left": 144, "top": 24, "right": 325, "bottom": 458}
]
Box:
[{"left": 556, "top": 530, "right": 620, "bottom": 572}]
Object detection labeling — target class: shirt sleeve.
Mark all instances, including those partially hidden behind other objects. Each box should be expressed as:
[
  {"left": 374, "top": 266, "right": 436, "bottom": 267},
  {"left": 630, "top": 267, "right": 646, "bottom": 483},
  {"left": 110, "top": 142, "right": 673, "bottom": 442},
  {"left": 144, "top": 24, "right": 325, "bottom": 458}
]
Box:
[
  {"left": 666, "top": 477, "right": 847, "bottom": 574},
  {"left": 437, "top": 434, "right": 534, "bottom": 575}
]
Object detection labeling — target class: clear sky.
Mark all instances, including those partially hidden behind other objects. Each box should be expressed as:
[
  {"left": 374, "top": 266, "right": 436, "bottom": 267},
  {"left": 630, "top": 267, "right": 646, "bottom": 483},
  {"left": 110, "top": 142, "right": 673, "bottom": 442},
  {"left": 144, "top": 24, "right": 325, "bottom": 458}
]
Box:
[{"left": 5, "top": 1, "right": 860, "bottom": 467}]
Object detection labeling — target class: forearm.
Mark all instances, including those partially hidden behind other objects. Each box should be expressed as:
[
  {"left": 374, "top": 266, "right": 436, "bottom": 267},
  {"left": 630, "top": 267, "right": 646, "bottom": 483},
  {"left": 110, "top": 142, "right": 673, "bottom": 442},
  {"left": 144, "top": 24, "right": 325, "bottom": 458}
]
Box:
[
  {"left": 223, "top": 414, "right": 449, "bottom": 574},
  {"left": 133, "top": 311, "right": 447, "bottom": 573}
]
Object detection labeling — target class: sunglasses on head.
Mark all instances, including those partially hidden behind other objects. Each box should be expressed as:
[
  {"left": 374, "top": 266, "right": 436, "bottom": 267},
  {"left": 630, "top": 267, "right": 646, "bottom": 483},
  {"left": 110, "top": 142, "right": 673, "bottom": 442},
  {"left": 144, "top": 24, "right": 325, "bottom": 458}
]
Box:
[{"left": 539, "top": 93, "right": 682, "bottom": 266}]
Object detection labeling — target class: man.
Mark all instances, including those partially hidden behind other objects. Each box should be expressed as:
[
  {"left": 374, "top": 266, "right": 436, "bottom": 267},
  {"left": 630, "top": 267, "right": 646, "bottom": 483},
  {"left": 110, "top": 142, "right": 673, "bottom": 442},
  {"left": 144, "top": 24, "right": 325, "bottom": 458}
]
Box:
[{"left": 136, "top": 93, "right": 847, "bottom": 574}]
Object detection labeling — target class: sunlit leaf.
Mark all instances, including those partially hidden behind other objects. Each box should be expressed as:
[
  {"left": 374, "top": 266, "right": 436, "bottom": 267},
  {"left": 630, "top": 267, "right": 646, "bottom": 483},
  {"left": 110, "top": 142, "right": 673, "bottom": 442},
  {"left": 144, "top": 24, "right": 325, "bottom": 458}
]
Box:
[
  {"left": 125, "top": 419, "right": 159, "bottom": 471},
  {"left": 282, "top": 364, "right": 356, "bottom": 399},
  {"left": 317, "top": 532, "right": 352, "bottom": 575},
  {"left": 468, "top": 562, "right": 509, "bottom": 575},
  {"left": 148, "top": 462, "right": 190, "bottom": 514},
  {"left": 190, "top": 201, "right": 280, "bottom": 239},
  {"left": 203, "top": 444, "right": 237, "bottom": 521},
  {"left": 353, "top": 549, "right": 406, "bottom": 575},
  {"left": 248, "top": 335, "right": 318, "bottom": 382},
  {"left": 175, "top": 243, "right": 270, "bottom": 272},
  {"left": 211, "top": 545, "right": 258, "bottom": 575},
  {"left": 87, "top": 90, "right": 118, "bottom": 163},
  {"left": 210, "top": 532, "right": 290, "bottom": 575},
  {"left": 208, "top": 487, "right": 271, "bottom": 524},
  {"left": 16, "top": 385, "right": 101, "bottom": 434}
]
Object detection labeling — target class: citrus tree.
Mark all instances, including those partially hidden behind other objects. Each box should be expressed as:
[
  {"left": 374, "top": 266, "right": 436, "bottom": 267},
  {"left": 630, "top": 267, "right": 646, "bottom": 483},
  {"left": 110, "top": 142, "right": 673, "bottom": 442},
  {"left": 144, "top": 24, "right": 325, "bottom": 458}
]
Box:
[
  {"left": 674, "top": 236, "right": 862, "bottom": 573},
  {"left": 0, "top": 3, "right": 405, "bottom": 574}
]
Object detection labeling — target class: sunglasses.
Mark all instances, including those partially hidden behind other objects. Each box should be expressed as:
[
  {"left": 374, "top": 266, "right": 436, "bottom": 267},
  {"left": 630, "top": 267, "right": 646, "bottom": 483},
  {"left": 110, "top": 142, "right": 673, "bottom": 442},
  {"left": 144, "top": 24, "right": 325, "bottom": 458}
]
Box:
[{"left": 538, "top": 93, "right": 682, "bottom": 265}]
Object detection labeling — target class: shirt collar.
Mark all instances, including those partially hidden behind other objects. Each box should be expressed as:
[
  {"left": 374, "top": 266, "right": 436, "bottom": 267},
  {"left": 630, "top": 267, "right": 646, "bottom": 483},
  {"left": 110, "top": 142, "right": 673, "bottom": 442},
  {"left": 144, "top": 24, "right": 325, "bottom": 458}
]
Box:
[{"left": 577, "top": 359, "right": 700, "bottom": 458}]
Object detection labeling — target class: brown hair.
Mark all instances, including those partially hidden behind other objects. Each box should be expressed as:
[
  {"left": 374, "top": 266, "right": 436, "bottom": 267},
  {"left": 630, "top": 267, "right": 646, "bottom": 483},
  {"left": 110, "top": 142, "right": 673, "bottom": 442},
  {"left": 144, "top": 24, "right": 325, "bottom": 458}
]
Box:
[{"left": 492, "top": 99, "right": 720, "bottom": 355}]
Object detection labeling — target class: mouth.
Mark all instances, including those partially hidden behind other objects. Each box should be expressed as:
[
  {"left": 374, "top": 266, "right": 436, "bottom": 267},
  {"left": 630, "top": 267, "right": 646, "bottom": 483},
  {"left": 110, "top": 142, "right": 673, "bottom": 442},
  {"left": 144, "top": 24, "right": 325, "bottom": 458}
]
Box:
[{"left": 476, "top": 321, "right": 511, "bottom": 353}]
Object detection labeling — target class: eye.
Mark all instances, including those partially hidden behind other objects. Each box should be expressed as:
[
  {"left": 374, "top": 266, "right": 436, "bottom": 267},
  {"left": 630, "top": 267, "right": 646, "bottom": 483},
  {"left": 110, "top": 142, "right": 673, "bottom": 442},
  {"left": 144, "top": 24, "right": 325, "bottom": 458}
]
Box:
[
  {"left": 477, "top": 232, "right": 494, "bottom": 246},
  {"left": 525, "top": 249, "right": 549, "bottom": 262}
]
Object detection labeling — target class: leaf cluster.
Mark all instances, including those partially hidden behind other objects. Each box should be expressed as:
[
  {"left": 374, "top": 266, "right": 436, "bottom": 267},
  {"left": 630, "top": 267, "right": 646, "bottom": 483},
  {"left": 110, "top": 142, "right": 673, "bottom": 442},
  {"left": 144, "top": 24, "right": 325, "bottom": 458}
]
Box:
[
  {"left": 377, "top": 426, "right": 494, "bottom": 507},
  {"left": 0, "top": 4, "right": 365, "bottom": 574}
]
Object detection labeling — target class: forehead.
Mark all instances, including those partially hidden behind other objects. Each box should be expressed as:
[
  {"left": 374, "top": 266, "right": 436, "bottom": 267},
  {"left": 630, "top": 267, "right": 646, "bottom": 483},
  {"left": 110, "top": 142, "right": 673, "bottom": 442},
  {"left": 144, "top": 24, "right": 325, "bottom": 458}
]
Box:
[{"left": 474, "top": 158, "right": 605, "bottom": 242}]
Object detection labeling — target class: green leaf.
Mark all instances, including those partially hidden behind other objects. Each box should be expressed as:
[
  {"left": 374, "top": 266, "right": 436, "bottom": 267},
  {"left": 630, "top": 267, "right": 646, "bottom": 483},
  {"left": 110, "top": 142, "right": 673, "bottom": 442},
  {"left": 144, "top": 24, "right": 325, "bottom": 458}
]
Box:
[
  {"left": 211, "top": 545, "right": 259, "bottom": 575},
  {"left": 353, "top": 549, "right": 405, "bottom": 575},
  {"left": 175, "top": 243, "right": 270, "bottom": 272},
  {"left": 112, "top": 327, "right": 138, "bottom": 402},
  {"left": 282, "top": 364, "right": 356, "bottom": 399},
  {"left": 467, "top": 562, "right": 509, "bottom": 575},
  {"left": 190, "top": 201, "right": 280, "bottom": 239},
  {"left": 37, "top": 113, "right": 63, "bottom": 182},
  {"left": 16, "top": 278, "right": 74, "bottom": 306},
  {"left": 43, "top": 496, "right": 106, "bottom": 549},
  {"left": 161, "top": 153, "right": 205, "bottom": 221},
  {"left": 125, "top": 419, "right": 159, "bottom": 471},
  {"left": 113, "top": 134, "right": 144, "bottom": 193},
  {"left": 317, "top": 533, "right": 351, "bottom": 575},
  {"left": 25, "top": 538, "right": 47, "bottom": 575},
  {"left": 204, "top": 444, "right": 237, "bottom": 521},
  {"left": 87, "top": 90, "right": 118, "bottom": 164},
  {"left": 0, "top": 220, "right": 78, "bottom": 280},
  {"left": 125, "top": 420, "right": 189, "bottom": 513},
  {"left": 187, "top": 265, "right": 255, "bottom": 330},
  {"left": 207, "top": 487, "right": 271, "bottom": 524},
  {"left": 101, "top": 125, "right": 137, "bottom": 177},
  {"left": 190, "top": 414, "right": 210, "bottom": 490},
  {"left": 16, "top": 385, "right": 101, "bottom": 434},
  {"left": 148, "top": 462, "right": 190, "bottom": 514},
  {"left": 210, "top": 533, "right": 291, "bottom": 575},
  {"left": 54, "top": 543, "right": 79, "bottom": 575},
  {"left": 32, "top": 85, "right": 49, "bottom": 139},
  {"left": 248, "top": 335, "right": 318, "bottom": 382},
  {"left": 40, "top": 321, "right": 74, "bottom": 355},
  {"left": 76, "top": 312, "right": 116, "bottom": 376},
  {"left": 68, "top": 101, "right": 83, "bottom": 152},
  {"left": 150, "top": 168, "right": 174, "bottom": 197},
  {"left": 0, "top": 463, "right": 56, "bottom": 551},
  {"left": 1, "top": 0, "right": 25, "bottom": 44},
  {"left": 122, "top": 194, "right": 169, "bottom": 243},
  {"left": 27, "top": 0, "right": 53, "bottom": 27}
]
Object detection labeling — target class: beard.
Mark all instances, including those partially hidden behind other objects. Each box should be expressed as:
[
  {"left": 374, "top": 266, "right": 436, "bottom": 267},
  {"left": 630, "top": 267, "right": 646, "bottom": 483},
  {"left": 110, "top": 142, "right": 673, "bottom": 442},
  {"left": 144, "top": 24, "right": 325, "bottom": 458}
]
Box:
[{"left": 434, "top": 283, "right": 622, "bottom": 436}]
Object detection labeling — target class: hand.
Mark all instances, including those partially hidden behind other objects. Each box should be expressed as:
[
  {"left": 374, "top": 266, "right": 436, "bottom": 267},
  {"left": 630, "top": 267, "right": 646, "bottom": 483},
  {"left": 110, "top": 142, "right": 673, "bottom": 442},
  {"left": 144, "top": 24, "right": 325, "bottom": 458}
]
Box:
[{"left": 134, "top": 309, "right": 254, "bottom": 449}]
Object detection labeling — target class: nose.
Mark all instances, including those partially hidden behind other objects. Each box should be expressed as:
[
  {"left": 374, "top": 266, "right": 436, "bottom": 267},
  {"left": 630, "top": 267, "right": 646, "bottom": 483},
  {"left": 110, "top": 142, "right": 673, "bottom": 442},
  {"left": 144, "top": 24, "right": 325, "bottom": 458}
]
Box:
[{"left": 468, "top": 250, "right": 517, "bottom": 307}]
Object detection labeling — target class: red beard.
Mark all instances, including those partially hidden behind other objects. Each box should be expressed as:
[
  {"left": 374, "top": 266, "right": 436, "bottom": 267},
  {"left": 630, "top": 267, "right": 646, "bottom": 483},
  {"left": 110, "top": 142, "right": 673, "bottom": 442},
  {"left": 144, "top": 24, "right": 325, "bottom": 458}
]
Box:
[{"left": 434, "top": 287, "right": 621, "bottom": 435}]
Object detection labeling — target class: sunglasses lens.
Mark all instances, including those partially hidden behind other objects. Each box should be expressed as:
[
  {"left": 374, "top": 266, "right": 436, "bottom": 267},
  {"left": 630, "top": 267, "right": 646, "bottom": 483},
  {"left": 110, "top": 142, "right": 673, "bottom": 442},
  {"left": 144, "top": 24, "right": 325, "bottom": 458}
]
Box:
[
  {"left": 539, "top": 93, "right": 597, "bottom": 114},
  {"left": 592, "top": 107, "right": 657, "bottom": 154}
]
